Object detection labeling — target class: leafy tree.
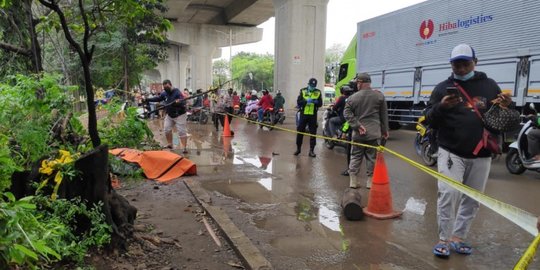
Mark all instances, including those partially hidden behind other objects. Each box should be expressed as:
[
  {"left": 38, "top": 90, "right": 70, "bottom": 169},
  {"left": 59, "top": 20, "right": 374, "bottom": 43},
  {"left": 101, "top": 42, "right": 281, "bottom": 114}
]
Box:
[
  {"left": 325, "top": 43, "right": 345, "bottom": 84},
  {"left": 0, "top": 0, "right": 43, "bottom": 76},
  {"left": 212, "top": 59, "right": 229, "bottom": 86},
  {"left": 36, "top": 0, "right": 171, "bottom": 147},
  {"left": 231, "top": 52, "right": 273, "bottom": 92}
]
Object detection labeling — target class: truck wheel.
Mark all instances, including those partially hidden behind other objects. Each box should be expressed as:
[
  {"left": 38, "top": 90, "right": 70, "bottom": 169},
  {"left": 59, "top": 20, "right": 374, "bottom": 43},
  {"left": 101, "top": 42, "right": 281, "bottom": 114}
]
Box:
[
  {"left": 506, "top": 148, "right": 526, "bottom": 174},
  {"left": 389, "top": 121, "right": 401, "bottom": 130}
]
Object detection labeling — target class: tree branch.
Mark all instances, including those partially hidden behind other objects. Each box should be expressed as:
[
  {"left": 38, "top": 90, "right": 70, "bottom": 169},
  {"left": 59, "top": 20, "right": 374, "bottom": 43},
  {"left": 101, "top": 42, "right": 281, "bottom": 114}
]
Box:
[
  {"left": 78, "top": 0, "right": 91, "bottom": 60},
  {"left": 0, "top": 41, "right": 31, "bottom": 56},
  {"left": 37, "top": 0, "right": 85, "bottom": 61}
]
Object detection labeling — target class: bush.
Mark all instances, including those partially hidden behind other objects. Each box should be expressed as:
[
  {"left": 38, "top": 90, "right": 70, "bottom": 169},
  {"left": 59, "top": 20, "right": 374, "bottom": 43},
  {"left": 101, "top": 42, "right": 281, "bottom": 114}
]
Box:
[{"left": 0, "top": 192, "right": 111, "bottom": 269}]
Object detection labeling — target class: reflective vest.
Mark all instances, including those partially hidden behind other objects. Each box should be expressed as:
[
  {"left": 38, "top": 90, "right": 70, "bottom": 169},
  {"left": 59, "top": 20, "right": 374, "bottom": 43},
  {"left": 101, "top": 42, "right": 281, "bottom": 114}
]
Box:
[
  {"left": 341, "top": 121, "right": 350, "bottom": 133},
  {"left": 301, "top": 88, "right": 321, "bottom": 115}
]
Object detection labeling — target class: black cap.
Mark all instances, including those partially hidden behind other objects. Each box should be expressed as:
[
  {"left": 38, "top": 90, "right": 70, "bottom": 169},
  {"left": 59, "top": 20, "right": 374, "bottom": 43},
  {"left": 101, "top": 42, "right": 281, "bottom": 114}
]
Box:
[{"left": 308, "top": 78, "right": 317, "bottom": 87}]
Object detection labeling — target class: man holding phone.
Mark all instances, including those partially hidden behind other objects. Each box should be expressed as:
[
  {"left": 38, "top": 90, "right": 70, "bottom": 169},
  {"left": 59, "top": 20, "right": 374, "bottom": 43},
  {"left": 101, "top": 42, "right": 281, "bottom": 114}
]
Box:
[{"left": 425, "top": 44, "right": 511, "bottom": 257}]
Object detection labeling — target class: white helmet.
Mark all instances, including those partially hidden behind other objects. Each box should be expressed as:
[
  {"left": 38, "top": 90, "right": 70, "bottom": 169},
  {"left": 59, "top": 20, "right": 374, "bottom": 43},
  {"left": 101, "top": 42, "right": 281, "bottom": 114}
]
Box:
[{"left": 251, "top": 90, "right": 257, "bottom": 95}]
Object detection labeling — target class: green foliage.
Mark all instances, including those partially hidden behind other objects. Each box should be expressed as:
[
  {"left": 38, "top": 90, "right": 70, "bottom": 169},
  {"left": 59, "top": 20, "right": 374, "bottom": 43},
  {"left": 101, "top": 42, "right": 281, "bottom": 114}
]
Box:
[
  {"left": 98, "top": 99, "right": 155, "bottom": 148},
  {"left": 39, "top": 0, "right": 170, "bottom": 90},
  {"left": 0, "top": 193, "right": 112, "bottom": 269},
  {"left": 231, "top": 52, "right": 274, "bottom": 91},
  {"left": 0, "top": 73, "right": 82, "bottom": 170},
  {"left": 0, "top": 135, "right": 20, "bottom": 191},
  {"left": 109, "top": 154, "right": 144, "bottom": 180}
]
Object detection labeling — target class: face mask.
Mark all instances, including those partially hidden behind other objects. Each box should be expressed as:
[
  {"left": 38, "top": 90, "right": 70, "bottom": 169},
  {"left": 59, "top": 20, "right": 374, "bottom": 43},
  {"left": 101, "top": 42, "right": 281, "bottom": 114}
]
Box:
[{"left": 454, "top": 71, "right": 475, "bottom": 81}]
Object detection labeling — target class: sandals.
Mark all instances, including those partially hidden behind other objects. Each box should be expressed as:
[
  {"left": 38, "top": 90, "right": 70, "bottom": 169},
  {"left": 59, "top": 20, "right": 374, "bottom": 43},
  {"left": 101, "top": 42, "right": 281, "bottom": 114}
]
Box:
[
  {"left": 450, "top": 241, "right": 473, "bottom": 255},
  {"left": 433, "top": 242, "right": 450, "bottom": 257}
]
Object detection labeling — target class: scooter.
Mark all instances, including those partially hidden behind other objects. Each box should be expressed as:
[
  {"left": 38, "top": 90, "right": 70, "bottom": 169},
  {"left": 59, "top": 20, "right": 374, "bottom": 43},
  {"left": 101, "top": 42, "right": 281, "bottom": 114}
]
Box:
[
  {"left": 414, "top": 115, "right": 438, "bottom": 166},
  {"left": 186, "top": 107, "right": 209, "bottom": 124},
  {"left": 506, "top": 104, "right": 540, "bottom": 174}
]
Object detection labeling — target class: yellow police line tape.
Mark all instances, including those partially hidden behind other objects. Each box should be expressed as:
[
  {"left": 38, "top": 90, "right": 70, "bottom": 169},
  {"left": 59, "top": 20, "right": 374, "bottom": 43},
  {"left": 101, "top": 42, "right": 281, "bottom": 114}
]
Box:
[{"left": 220, "top": 112, "right": 539, "bottom": 269}]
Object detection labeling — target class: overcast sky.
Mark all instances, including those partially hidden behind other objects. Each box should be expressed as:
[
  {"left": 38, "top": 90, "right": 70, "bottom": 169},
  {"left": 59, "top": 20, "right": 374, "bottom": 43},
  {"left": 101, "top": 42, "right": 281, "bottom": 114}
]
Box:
[{"left": 218, "top": 0, "right": 426, "bottom": 60}]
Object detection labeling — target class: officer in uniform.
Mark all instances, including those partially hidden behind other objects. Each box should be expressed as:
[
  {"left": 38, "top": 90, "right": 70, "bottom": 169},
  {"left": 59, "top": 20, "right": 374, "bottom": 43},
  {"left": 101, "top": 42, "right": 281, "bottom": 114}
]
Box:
[{"left": 294, "top": 78, "right": 323, "bottom": 157}]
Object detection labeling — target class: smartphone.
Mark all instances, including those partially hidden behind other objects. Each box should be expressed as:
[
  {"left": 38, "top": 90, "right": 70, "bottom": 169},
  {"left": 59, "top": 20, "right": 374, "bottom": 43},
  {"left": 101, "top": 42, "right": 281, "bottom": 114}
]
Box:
[{"left": 446, "top": 86, "right": 458, "bottom": 96}]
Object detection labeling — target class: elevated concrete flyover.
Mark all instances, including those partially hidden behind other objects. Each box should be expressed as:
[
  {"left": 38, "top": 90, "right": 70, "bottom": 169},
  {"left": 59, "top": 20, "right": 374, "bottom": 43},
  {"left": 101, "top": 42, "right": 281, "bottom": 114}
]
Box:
[{"left": 147, "top": 0, "right": 329, "bottom": 106}]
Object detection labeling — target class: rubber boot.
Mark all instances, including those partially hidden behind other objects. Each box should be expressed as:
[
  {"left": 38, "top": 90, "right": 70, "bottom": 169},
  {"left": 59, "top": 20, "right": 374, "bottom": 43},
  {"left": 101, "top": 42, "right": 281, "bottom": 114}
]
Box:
[
  {"left": 349, "top": 174, "right": 359, "bottom": 189},
  {"left": 366, "top": 176, "right": 372, "bottom": 189}
]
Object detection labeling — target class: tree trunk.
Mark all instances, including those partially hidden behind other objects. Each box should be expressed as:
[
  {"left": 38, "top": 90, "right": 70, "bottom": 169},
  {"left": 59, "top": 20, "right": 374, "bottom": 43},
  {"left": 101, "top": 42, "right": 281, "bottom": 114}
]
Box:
[
  {"left": 22, "top": 0, "right": 43, "bottom": 73},
  {"left": 10, "top": 145, "right": 137, "bottom": 250}
]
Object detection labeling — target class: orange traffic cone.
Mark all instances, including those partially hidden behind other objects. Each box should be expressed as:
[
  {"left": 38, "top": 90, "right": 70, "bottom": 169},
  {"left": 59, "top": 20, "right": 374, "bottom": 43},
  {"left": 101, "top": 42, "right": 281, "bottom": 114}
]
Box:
[
  {"left": 363, "top": 152, "right": 402, "bottom": 219},
  {"left": 222, "top": 115, "right": 233, "bottom": 137},
  {"left": 222, "top": 137, "right": 232, "bottom": 158}
]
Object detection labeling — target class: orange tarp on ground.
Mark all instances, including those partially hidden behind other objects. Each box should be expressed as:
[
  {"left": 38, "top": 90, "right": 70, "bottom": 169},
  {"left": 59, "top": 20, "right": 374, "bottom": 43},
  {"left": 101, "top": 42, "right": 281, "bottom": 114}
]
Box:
[{"left": 110, "top": 148, "right": 197, "bottom": 182}]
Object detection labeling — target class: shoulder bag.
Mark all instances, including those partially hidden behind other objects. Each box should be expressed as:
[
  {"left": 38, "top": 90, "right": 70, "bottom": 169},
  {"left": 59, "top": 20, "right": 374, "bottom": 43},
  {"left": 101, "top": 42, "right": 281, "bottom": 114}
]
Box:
[{"left": 454, "top": 82, "right": 501, "bottom": 155}]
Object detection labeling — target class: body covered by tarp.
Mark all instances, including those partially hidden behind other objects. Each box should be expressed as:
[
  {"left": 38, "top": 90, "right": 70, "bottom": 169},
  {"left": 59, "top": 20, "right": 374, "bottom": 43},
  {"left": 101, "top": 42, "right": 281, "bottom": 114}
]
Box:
[{"left": 110, "top": 148, "right": 197, "bottom": 182}]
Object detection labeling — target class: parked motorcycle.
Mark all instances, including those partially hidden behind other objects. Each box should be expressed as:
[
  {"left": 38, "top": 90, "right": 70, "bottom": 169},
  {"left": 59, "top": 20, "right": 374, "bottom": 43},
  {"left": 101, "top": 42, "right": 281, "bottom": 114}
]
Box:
[
  {"left": 186, "top": 107, "right": 209, "bottom": 124},
  {"left": 321, "top": 105, "right": 348, "bottom": 149},
  {"left": 414, "top": 115, "right": 438, "bottom": 166},
  {"left": 506, "top": 104, "right": 540, "bottom": 174}
]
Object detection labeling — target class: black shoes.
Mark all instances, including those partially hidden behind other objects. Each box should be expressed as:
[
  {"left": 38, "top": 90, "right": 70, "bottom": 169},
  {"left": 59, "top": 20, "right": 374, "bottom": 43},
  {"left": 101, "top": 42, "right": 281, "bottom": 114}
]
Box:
[
  {"left": 294, "top": 149, "right": 316, "bottom": 157},
  {"left": 341, "top": 169, "right": 349, "bottom": 176}
]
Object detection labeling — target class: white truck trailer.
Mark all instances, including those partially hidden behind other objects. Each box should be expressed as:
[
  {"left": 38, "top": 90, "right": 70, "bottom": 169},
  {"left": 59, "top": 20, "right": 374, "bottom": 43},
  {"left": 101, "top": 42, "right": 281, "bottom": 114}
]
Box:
[{"left": 336, "top": 0, "right": 540, "bottom": 130}]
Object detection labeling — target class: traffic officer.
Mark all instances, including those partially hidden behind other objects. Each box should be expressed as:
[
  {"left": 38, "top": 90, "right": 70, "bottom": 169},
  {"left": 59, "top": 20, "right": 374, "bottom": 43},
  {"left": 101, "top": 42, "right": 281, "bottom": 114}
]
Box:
[{"left": 294, "top": 78, "right": 323, "bottom": 157}]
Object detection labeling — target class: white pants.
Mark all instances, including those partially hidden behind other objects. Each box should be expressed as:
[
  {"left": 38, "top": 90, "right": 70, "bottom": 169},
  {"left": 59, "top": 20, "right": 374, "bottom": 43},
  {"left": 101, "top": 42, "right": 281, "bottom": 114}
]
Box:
[
  {"left": 437, "top": 148, "right": 491, "bottom": 241},
  {"left": 164, "top": 114, "right": 187, "bottom": 138}
]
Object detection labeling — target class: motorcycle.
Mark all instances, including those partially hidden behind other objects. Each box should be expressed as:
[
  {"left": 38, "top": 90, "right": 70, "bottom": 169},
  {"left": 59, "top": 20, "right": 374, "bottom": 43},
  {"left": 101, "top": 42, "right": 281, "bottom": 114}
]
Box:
[
  {"left": 259, "top": 108, "right": 275, "bottom": 129},
  {"left": 246, "top": 108, "right": 259, "bottom": 122},
  {"left": 273, "top": 107, "right": 286, "bottom": 125},
  {"left": 186, "top": 107, "right": 209, "bottom": 124},
  {"left": 321, "top": 105, "right": 349, "bottom": 149},
  {"left": 506, "top": 104, "right": 540, "bottom": 174},
  {"left": 414, "top": 115, "right": 438, "bottom": 166}
]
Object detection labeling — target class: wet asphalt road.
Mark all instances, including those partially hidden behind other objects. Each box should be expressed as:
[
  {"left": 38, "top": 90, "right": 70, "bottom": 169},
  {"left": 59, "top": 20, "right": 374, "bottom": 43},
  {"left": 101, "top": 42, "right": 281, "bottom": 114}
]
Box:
[{"left": 150, "top": 113, "right": 540, "bottom": 270}]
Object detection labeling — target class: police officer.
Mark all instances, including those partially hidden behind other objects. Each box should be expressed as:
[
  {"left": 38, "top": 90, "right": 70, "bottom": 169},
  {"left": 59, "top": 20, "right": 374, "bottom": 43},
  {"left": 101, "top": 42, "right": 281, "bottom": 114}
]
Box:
[{"left": 294, "top": 78, "right": 323, "bottom": 157}]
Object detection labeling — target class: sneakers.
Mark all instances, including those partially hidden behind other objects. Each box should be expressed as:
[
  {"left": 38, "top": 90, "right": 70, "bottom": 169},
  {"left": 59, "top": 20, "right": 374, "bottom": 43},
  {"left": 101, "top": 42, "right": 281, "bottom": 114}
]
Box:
[
  {"left": 182, "top": 148, "right": 188, "bottom": 154},
  {"left": 163, "top": 145, "right": 173, "bottom": 150}
]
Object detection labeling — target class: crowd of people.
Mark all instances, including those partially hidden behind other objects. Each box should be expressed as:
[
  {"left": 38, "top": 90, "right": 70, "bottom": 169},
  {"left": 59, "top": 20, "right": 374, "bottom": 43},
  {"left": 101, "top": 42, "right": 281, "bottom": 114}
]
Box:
[{"left": 141, "top": 44, "right": 539, "bottom": 261}]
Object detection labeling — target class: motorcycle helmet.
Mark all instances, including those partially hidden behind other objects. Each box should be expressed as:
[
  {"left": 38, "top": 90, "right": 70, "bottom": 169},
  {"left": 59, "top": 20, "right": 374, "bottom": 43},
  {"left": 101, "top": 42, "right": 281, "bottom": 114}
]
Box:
[
  {"left": 348, "top": 79, "right": 358, "bottom": 92},
  {"left": 251, "top": 90, "right": 257, "bottom": 95},
  {"left": 340, "top": 85, "right": 353, "bottom": 96}
]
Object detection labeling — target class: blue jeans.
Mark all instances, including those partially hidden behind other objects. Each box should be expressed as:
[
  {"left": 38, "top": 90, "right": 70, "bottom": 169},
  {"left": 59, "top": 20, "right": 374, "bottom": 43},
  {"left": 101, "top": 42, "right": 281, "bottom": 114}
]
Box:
[{"left": 258, "top": 108, "right": 264, "bottom": 122}]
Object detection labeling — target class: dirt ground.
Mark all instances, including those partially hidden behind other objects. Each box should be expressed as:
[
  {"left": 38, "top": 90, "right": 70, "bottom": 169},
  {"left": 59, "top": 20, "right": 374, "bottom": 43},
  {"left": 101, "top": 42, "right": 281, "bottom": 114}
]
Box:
[{"left": 87, "top": 179, "right": 245, "bottom": 270}]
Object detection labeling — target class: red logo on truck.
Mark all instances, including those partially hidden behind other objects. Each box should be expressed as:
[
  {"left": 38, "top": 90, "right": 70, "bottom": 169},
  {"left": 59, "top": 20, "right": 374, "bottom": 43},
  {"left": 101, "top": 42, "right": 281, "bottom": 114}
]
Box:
[{"left": 419, "top": 19, "right": 434, "bottom": 39}]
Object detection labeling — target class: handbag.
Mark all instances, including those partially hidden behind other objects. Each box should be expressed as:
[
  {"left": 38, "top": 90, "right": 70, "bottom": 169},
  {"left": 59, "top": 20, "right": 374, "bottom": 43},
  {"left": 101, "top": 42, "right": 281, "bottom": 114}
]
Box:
[
  {"left": 483, "top": 102, "right": 521, "bottom": 132},
  {"left": 454, "top": 82, "right": 501, "bottom": 155}
]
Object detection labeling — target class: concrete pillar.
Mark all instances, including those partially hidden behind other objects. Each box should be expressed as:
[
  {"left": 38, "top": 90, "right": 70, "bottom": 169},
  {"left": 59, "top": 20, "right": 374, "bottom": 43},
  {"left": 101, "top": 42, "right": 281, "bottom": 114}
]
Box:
[
  {"left": 191, "top": 25, "right": 217, "bottom": 91},
  {"left": 179, "top": 45, "right": 190, "bottom": 90},
  {"left": 272, "top": 0, "right": 328, "bottom": 109},
  {"left": 157, "top": 44, "right": 181, "bottom": 87}
]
